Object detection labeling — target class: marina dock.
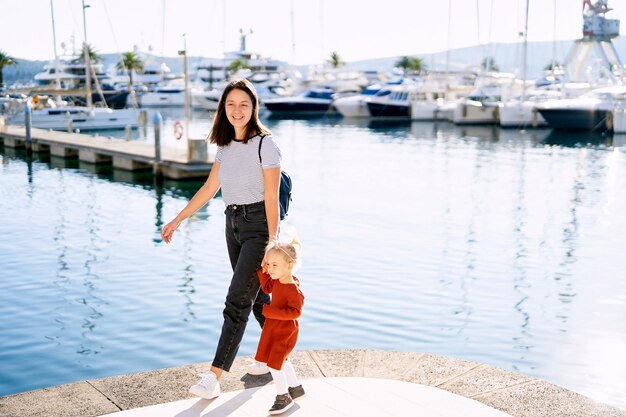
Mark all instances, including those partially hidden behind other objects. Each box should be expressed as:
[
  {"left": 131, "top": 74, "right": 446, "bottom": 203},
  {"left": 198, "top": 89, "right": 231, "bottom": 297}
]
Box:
[{"left": 0, "top": 119, "right": 213, "bottom": 180}]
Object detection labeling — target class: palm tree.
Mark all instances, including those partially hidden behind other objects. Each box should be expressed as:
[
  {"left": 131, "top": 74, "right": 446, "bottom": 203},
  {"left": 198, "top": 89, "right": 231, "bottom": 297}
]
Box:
[
  {"left": 72, "top": 43, "right": 102, "bottom": 64},
  {"left": 395, "top": 56, "right": 424, "bottom": 74},
  {"left": 0, "top": 50, "right": 17, "bottom": 88},
  {"left": 544, "top": 61, "right": 562, "bottom": 71},
  {"left": 228, "top": 58, "right": 250, "bottom": 74},
  {"left": 117, "top": 51, "right": 144, "bottom": 87},
  {"left": 327, "top": 51, "right": 345, "bottom": 69},
  {"left": 481, "top": 57, "right": 500, "bottom": 72}
]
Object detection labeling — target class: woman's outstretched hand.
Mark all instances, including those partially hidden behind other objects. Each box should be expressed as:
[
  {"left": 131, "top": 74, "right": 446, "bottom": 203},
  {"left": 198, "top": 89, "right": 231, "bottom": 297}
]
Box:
[{"left": 161, "top": 219, "right": 181, "bottom": 243}]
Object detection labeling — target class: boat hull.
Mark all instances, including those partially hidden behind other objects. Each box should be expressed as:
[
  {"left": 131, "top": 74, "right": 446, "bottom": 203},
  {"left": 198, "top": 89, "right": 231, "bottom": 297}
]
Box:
[
  {"left": 367, "top": 102, "right": 409, "bottom": 117},
  {"left": 264, "top": 101, "right": 331, "bottom": 114},
  {"left": 499, "top": 104, "right": 547, "bottom": 128},
  {"left": 140, "top": 92, "right": 185, "bottom": 107},
  {"left": 453, "top": 103, "right": 500, "bottom": 125},
  {"left": 68, "top": 91, "right": 130, "bottom": 109},
  {"left": 410, "top": 102, "right": 439, "bottom": 120},
  {"left": 30, "top": 108, "right": 138, "bottom": 130},
  {"left": 334, "top": 98, "right": 370, "bottom": 117},
  {"left": 538, "top": 108, "right": 608, "bottom": 131}
]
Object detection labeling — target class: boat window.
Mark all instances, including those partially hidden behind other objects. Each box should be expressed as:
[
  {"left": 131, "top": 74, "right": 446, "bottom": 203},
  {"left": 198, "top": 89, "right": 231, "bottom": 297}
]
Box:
[
  {"left": 48, "top": 110, "right": 83, "bottom": 115},
  {"left": 375, "top": 89, "right": 391, "bottom": 97},
  {"left": 362, "top": 85, "right": 381, "bottom": 96},
  {"left": 306, "top": 90, "right": 333, "bottom": 99}
]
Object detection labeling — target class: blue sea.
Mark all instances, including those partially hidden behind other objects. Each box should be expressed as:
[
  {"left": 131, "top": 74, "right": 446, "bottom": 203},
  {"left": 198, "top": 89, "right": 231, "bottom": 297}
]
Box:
[{"left": 1, "top": 110, "right": 625, "bottom": 409}]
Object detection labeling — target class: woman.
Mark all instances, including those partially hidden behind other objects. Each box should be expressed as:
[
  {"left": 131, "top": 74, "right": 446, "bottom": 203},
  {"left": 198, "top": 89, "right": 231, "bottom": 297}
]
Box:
[{"left": 161, "top": 78, "right": 282, "bottom": 399}]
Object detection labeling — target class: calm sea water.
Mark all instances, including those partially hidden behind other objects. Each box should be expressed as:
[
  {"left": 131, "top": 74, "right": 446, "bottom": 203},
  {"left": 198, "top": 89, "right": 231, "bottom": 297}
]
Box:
[{"left": 1, "top": 111, "right": 625, "bottom": 409}]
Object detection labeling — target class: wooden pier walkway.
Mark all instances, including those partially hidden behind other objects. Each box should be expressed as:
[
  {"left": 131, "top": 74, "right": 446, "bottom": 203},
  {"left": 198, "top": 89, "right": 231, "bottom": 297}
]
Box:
[{"left": 0, "top": 124, "right": 213, "bottom": 180}]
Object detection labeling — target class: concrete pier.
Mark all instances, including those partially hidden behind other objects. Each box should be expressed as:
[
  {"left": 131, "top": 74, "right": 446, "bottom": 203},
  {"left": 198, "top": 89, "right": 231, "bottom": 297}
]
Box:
[
  {"left": 0, "top": 125, "right": 213, "bottom": 180},
  {"left": 0, "top": 349, "right": 623, "bottom": 417}
]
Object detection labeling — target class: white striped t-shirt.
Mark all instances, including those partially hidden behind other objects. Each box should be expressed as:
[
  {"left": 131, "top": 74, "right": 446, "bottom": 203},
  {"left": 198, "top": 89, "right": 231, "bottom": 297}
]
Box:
[{"left": 215, "top": 135, "right": 282, "bottom": 205}]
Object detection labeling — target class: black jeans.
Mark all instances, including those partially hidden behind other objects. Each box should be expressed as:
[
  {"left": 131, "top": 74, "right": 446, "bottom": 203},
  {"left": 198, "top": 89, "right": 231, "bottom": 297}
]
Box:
[{"left": 212, "top": 201, "right": 271, "bottom": 372}]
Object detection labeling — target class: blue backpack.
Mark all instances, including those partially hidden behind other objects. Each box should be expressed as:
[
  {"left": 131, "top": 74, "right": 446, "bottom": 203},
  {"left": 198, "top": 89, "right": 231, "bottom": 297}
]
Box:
[{"left": 258, "top": 135, "right": 292, "bottom": 220}]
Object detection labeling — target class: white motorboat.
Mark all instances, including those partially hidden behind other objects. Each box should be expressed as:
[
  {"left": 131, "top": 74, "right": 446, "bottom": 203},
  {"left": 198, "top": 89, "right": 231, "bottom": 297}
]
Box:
[
  {"left": 32, "top": 106, "right": 137, "bottom": 130},
  {"left": 139, "top": 82, "right": 187, "bottom": 107},
  {"left": 367, "top": 83, "right": 420, "bottom": 118},
  {"left": 453, "top": 94, "right": 501, "bottom": 125},
  {"left": 333, "top": 84, "right": 390, "bottom": 117},
  {"left": 536, "top": 85, "right": 626, "bottom": 131},
  {"left": 191, "top": 89, "right": 221, "bottom": 110},
  {"left": 499, "top": 89, "right": 564, "bottom": 128},
  {"left": 195, "top": 31, "right": 289, "bottom": 89},
  {"left": 109, "top": 61, "right": 173, "bottom": 91},
  {"left": 453, "top": 73, "right": 521, "bottom": 125},
  {"left": 264, "top": 88, "right": 336, "bottom": 115},
  {"left": 34, "top": 58, "right": 111, "bottom": 89}
]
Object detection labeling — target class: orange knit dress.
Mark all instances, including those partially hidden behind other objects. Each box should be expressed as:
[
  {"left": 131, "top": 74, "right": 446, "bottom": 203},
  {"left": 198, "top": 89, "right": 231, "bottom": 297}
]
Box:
[{"left": 254, "top": 270, "right": 305, "bottom": 370}]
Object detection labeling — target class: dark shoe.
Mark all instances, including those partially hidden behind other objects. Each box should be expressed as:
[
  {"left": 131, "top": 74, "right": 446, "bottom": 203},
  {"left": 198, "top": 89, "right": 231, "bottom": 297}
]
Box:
[
  {"left": 269, "top": 394, "right": 293, "bottom": 415},
  {"left": 288, "top": 385, "right": 305, "bottom": 400}
]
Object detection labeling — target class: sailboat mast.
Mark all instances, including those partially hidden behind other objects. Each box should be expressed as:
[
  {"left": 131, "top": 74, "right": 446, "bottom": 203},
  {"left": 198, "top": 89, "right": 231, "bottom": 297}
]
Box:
[
  {"left": 290, "top": 0, "right": 296, "bottom": 65},
  {"left": 49, "top": 0, "right": 61, "bottom": 92},
  {"left": 446, "top": 0, "right": 452, "bottom": 74},
  {"left": 476, "top": 0, "right": 482, "bottom": 71},
  {"left": 552, "top": 0, "right": 557, "bottom": 76},
  {"left": 522, "top": 0, "right": 529, "bottom": 99},
  {"left": 161, "top": 0, "right": 166, "bottom": 57},
  {"left": 81, "top": 0, "right": 92, "bottom": 107}
]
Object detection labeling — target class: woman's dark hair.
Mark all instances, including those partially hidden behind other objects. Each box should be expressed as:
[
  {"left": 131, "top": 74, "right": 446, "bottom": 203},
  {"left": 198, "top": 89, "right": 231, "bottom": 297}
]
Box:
[{"left": 208, "top": 78, "right": 271, "bottom": 146}]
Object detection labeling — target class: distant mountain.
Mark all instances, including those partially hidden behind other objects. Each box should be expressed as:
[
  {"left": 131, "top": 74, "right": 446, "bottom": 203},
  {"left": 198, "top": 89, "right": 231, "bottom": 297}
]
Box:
[
  {"left": 4, "top": 36, "right": 626, "bottom": 85},
  {"left": 347, "top": 36, "right": 626, "bottom": 79}
]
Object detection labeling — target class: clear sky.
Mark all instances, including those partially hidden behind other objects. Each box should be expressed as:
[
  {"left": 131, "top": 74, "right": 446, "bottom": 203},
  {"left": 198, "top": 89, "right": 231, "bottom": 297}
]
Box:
[{"left": 1, "top": 0, "right": 625, "bottom": 64}]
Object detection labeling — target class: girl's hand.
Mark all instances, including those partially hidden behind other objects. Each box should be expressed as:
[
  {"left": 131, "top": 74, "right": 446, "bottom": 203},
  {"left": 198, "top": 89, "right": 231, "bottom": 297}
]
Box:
[{"left": 161, "top": 219, "right": 181, "bottom": 243}]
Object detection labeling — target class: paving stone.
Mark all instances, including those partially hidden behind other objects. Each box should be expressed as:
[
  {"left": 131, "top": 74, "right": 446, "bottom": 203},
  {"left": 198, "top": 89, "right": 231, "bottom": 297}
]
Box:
[
  {"left": 288, "top": 349, "right": 326, "bottom": 379},
  {"left": 404, "top": 352, "right": 482, "bottom": 386},
  {"left": 88, "top": 365, "right": 198, "bottom": 410},
  {"left": 439, "top": 363, "right": 533, "bottom": 398},
  {"left": 308, "top": 349, "right": 367, "bottom": 377},
  {"left": 473, "top": 379, "right": 626, "bottom": 417},
  {"left": 0, "top": 381, "right": 119, "bottom": 417},
  {"left": 361, "top": 349, "right": 425, "bottom": 379}
]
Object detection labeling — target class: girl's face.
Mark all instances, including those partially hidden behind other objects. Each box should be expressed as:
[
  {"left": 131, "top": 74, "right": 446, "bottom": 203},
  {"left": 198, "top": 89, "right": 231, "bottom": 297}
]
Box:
[
  {"left": 224, "top": 88, "right": 253, "bottom": 136},
  {"left": 265, "top": 251, "right": 293, "bottom": 281}
]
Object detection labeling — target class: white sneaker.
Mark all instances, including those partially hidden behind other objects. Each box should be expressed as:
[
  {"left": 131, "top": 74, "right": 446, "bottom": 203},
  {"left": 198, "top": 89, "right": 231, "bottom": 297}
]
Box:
[
  {"left": 246, "top": 361, "right": 270, "bottom": 376},
  {"left": 189, "top": 372, "right": 221, "bottom": 399}
]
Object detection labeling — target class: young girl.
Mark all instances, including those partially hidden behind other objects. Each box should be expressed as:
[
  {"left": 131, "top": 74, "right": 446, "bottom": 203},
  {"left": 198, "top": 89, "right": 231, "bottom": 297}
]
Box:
[{"left": 255, "top": 240, "right": 305, "bottom": 415}]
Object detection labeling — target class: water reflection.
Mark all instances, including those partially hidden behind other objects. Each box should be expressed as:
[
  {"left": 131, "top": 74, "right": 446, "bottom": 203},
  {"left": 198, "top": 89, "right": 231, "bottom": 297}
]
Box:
[
  {"left": 553, "top": 149, "right": 585, "bottom": 328},
  {"left": 47, "top": 170, "right": 107, "bottom": 357},
  {"left": 50, "top": 155, "right": 79, "bottom": 170},
  {"left": 511, "top": 147, "right": 532, "bottom": 369},
  {"left": 540, "top": 130, "right": 612, "bottom": 148}
]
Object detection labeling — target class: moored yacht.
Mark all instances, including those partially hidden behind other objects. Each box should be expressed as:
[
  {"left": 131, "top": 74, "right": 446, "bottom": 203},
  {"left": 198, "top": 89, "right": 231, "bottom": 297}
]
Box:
[
  {"left": 367, "top": 83, "right": 420, "bottom": 118},
  {"left": 139, "top": 81, "right": 189, "bottom": 107},
  {"left": 33, "top": 58, "right": 129, "bottom": 109},
  {"left": 453, "top": 73, "right": 520, "bottom": 125},
  {"left": 8, "top": 97, "right": 138, "bottom": 131},
  {"left": 499, "top": 89, "right": 564, "bottom": 128},
  {"left": 536, "top": 85, "right": 626, "bottom": 131},
  {"left": 263, "top": 88, "right": 336, "bottom": 115},
  {"left": 333, "top": 84, "right": 391, "bottom": 117},
  {"left": 29, "top": 106, "right": 138, "bottom": 130}
]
